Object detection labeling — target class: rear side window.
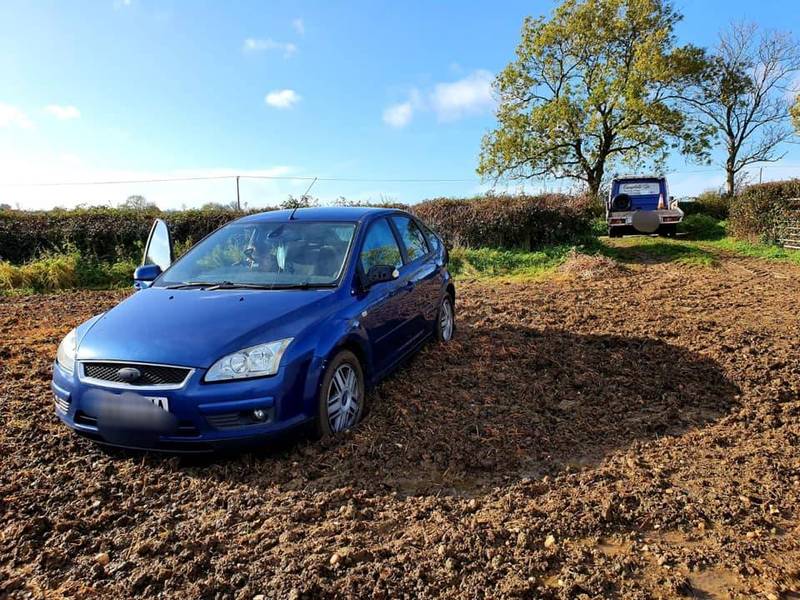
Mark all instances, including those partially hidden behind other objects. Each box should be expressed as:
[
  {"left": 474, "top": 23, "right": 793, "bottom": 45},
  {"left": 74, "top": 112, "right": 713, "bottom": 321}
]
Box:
[
  {"left": 420, "top": 223, "right": 441, "bottom": 253},
  {"left": 359, "top": 218, "right": 403, "bottom": 273},
  {"left": 391, "top": 215, "right": 429, "bottom": 262}
]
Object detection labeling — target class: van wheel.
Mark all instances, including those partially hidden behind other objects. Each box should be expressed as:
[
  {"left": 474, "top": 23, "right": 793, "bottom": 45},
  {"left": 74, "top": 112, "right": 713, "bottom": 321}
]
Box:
[
  {"left": 313, "top": 350, "right": 365, "bottom": 438},
  {"left": 660, "top": 224, "right": 677, "bottom": 238}
]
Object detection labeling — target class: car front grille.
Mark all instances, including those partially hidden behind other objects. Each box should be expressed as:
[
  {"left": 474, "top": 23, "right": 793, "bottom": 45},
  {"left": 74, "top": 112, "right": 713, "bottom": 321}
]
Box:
[{"left": 82, "top": 362, "right": 191, "bottom": 387}]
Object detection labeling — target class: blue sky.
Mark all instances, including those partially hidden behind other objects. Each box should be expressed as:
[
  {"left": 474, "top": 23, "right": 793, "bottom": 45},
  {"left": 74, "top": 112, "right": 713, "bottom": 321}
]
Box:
[{"left": 0, "top": 0, "right": 798, "bottom": 210}]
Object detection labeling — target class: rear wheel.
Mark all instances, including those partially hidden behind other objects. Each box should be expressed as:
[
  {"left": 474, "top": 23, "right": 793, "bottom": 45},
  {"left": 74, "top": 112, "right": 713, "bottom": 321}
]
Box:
[
  {"left": 314, "top": 350, "right": 365, "bottom": 438},
  {"left": 660, "top": 224, "right": 677, "bottom": 238},
  {"left": 436, "top": 296, "right": 455, "bottom": 342}
]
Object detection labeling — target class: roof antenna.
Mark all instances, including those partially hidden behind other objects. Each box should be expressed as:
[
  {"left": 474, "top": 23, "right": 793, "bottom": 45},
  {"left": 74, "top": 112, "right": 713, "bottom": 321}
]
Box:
[{"left": 290, "top": 177, "right": 318, "bottom": 220}]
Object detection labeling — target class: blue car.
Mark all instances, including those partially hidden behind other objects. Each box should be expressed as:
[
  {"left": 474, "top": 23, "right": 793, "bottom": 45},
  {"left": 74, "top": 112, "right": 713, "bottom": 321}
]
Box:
[{"left": 51, "top": 207, "right": 455, "bottom": 452}]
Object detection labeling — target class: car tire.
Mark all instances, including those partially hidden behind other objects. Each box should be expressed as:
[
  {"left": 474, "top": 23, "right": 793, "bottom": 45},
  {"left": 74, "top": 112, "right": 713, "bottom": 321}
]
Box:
[
  {"left": 436, "top": 295, "right": 455, "bottom": 342},
  {"left": 313, "top": 350, "right": 365, "bottom": 438},
  {"left": 659, "top": 224, "right": 677, "bottom": 238}
]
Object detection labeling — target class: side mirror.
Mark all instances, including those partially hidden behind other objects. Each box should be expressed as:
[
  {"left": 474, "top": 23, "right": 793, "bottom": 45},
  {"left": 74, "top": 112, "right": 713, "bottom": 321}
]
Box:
[
  {"left": 133, "top": 264, "right": 162, "bottom": 290},
  {"left": 364, "top": 265, "right": 399, "bottom": 288}
]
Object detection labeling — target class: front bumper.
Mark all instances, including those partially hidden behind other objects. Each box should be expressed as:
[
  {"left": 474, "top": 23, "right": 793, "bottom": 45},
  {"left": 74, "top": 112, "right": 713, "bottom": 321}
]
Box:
[{"left": 51, "top": 358, "right": 316, "bottom": 452}]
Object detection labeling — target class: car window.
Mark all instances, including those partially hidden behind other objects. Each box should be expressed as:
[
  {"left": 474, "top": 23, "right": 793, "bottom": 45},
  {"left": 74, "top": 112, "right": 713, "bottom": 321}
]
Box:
[
  {"left": 391, "top": 215, "right": 429, "bottom": 262},
  {"left": 419, "top": 223, "right": 441, "bottom": 253},
  {"left": 158, "top": 221, "right": 356, "bottom": 287},
  {"left": 359, "top": 218, "right": 403, "bottom": 273}
]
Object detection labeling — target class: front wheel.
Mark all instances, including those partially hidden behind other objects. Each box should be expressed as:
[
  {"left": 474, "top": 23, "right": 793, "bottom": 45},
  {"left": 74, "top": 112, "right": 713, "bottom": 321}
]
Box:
[
  {"left": 436, "top": 296, "right": 455, "bottom": 342},
  {"left": 314, "top": 350, "right": 365, "bottom": 438}
]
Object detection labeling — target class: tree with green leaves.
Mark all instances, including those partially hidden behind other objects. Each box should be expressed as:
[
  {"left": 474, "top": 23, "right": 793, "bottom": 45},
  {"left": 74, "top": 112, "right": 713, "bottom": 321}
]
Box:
[
  {"left": 791, "top": 94, "right": 800, "bottom": 134},
  {"left": 478, "top": 0, "right": 710, "bottom": 197},
  {"left": 682, "top": 23, "right": 800, "bottom": 197},
  {"left": 120, "top": 194, "right": 157, "bottom": 211}
]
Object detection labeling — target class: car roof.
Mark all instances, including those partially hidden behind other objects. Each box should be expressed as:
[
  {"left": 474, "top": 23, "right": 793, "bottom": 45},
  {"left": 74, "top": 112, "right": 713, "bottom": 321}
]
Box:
[{"left": 235, "top": 206, "right": 405, "bottom": 224}]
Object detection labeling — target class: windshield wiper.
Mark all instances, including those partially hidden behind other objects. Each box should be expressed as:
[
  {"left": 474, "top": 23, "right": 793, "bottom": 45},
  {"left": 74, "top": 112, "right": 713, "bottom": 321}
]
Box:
[
  {"left": 164, "top": 281, "right": 217, "bottom": 289},
  {"left": 166, "top": 280, "right": 337, "bottom": 291},
  {"left": 204, "top": 281, "right": 277, "bottom": 291},
  {"left": 267, "top": 281, "right": 338, "bottom": 290}
]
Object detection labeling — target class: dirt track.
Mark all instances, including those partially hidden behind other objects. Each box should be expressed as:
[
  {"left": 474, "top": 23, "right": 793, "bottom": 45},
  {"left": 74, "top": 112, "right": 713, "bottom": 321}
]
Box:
[{"left": 1, "top": 251, "right": 800, "bottom": 598}]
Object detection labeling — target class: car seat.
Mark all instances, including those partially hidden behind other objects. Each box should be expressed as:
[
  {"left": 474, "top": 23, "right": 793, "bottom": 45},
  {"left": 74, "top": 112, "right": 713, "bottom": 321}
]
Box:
[{"left": 315, "top": 246, "right": 340, "bottom": 278}]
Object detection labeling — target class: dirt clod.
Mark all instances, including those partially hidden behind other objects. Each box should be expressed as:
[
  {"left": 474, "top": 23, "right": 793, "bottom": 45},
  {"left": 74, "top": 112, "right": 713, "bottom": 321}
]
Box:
[{"left": 557, "top": 249, "right": 629, "bottom": 279}]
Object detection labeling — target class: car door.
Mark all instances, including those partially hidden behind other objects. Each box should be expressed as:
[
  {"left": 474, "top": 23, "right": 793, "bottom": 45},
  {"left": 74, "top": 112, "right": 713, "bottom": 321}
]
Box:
[
  {"left": 356, "top": 217, "right": 410, "bottom": 374},
  {"left": 389, "top": 214, "right": 440, "bottom": 340}
]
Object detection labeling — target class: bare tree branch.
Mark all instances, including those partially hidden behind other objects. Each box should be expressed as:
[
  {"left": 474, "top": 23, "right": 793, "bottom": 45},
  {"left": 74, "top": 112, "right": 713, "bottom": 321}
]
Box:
[{"left": 681, "top": 22, "right": 800, "bottom": 195}]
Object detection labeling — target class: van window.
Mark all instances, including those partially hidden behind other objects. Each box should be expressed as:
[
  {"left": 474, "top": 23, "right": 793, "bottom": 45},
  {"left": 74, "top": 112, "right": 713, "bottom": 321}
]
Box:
[{"left": 618, "top": 182, "right": 661, "bottom": 196}]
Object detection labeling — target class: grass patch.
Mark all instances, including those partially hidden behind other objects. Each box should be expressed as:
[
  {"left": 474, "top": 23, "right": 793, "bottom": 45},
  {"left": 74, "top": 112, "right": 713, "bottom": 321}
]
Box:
[
  {"left": 449, "top": 245, "right": 578, "bottom": 279},
  {"left": 707, "top": 238, "right": 800, "bottom": 265},
  {"left": 679, "top": 214, "right": 727, "bottom": 241},
  {"left": 0, "top": 253, "right": 137, "bottom": 293}
]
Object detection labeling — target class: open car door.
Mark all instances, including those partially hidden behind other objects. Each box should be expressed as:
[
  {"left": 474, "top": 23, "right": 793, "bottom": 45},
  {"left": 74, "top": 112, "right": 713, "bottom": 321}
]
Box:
[{"left": 133, "top": 219, "right": 173, "bottom": 289}]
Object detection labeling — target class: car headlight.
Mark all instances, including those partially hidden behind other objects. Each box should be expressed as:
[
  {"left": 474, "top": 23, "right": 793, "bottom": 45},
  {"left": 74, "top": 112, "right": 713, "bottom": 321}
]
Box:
[
  {"left": 56, "top": 328, "right": 77, "bottom": 374},
  {"left": 205, "top": 339, "right": 293, "bottom": 382}
]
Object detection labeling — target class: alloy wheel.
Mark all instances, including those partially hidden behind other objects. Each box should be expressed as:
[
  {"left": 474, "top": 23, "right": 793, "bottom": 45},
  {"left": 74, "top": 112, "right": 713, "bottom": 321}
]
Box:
[
  {"left": 326, "top": 363, "right": 360, "bottom": 432},
  {"left": 440, "top": 299, "right": 454, "bottom": 341}
]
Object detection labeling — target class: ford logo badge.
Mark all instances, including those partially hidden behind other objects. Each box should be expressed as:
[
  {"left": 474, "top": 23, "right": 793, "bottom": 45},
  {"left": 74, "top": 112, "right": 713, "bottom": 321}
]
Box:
[{"left": 117, "top": 367, "right": 141, "bottom": 383}]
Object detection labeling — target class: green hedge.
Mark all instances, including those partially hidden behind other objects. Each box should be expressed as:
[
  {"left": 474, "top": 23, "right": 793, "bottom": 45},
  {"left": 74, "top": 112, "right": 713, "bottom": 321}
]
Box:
[
  {"left": 0, "top": 207, "right": 248, "bottom": 264},
  {"left": 412, "top": 194, "right": 594, "bottom": 250},
  {"left": 729, "top": 180, "right": 800, "bottom": 243},
  {"left": 0, "top": 194, "right": 594, "bottom": 265},
  {"left": 680, "top": 191, "right": 730, "bottom": 220}
]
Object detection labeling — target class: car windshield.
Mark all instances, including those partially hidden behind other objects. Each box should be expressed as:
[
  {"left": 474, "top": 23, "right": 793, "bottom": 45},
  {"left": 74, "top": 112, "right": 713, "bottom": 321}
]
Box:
[{"left": 157, "top": 221, "right": 357, "bottom": 289}]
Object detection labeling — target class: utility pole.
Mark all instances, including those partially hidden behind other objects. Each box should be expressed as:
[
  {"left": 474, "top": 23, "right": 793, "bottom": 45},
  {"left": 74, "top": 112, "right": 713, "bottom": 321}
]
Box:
[
  {"left": 236, "top": 176, "right": 241, "bottom": 211},
  {"left": 759, "top": 167, "right": 763, "bottom": 185}
]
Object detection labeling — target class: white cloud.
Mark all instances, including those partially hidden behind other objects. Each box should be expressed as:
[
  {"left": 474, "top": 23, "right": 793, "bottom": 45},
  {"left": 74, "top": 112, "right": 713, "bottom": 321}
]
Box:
[
  {"left": 265, "top": 89, "right": 301, "bottom": 109},
  {"left": 44, "top": 104, "right": 81, "bottom": 120},
  {"left": 243, "top": 38, "right": 297, "bottom": 58},
  {"left": 430, "top": 69, "right": 495, "bottom": 121},
  {"left": 113, "top": 0, "right": 132, "bottom": 8},
  {"left": 292, "top": 18, "right": 305, "bottom": 35},
  {"left": 0, "top": 103, "right": 33, "bottom": 129},
  {"left": 383, "top": 102, "right": 414, "bottom": 128},
  {"left": 382, "top": 70, "right": 495, "bottom": 127}
]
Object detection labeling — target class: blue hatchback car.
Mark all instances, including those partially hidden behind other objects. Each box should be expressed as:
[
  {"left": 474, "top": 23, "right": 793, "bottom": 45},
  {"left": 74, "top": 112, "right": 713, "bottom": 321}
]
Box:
[{"left": 51, "top": 207, "right": 455, "bottom": 452}]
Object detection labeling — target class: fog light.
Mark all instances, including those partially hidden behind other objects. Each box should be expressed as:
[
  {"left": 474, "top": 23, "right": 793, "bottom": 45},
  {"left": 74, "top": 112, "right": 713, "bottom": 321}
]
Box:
[{"left": 252, "top": 409, "right": 268, "bottom": 422}]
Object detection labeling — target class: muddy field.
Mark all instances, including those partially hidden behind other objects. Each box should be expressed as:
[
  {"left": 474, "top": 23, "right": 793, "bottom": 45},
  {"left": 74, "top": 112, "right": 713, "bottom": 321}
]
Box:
[{"left": 1, "top": 251, "right": 800, "bottom": 598}]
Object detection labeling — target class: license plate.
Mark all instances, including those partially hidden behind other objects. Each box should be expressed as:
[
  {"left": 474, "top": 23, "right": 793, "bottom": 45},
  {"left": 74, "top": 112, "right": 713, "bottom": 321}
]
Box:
[{"left": 145, "top": 396, "right": 169, "bottom": 412}]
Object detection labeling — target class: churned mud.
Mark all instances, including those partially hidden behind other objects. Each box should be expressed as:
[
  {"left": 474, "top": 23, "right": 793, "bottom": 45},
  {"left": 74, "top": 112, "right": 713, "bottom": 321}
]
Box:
[{"left": 1, "top": 252, "right": 800, "bottom": 598}]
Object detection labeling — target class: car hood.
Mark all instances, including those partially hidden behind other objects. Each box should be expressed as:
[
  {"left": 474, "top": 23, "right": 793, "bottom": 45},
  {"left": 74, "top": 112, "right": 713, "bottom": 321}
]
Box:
[{"left": 77, "top": 286, "right": 338, "bottom": 368}]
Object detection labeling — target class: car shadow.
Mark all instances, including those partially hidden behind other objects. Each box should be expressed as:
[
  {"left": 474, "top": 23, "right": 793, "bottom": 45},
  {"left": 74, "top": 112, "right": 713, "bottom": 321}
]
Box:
[{"left": 163, "top": 321, "right": 738, "bottom": 496}]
